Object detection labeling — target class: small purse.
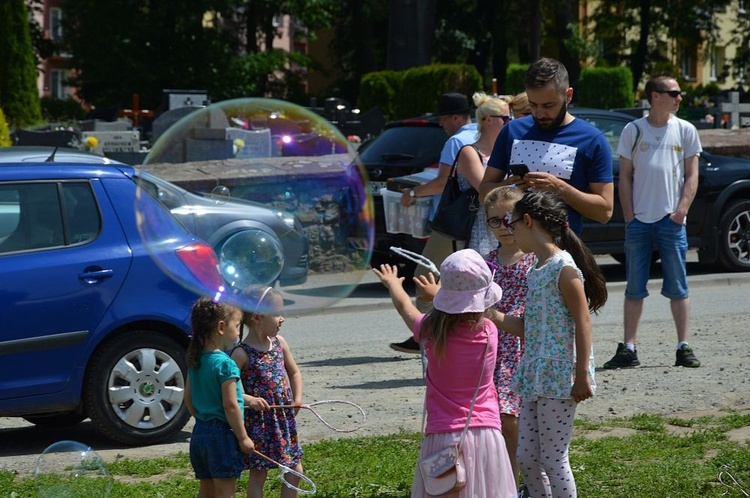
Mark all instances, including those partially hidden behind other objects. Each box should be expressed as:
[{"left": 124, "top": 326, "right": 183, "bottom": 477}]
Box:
[
  {"left": 429, "top": 145, "right": 482, "bottom": 241},
  {"left": 417, "top": 331, "right": 490, "bottom": 496},
  {"left": 418, "top": 443, "right": 466, "bottom": 496}
]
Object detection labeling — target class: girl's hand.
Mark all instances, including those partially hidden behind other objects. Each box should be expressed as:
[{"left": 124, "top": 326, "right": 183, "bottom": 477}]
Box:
[
  {"left": 413, "top": 272, "right": 439, "bottom": 301},
  {"left": 245, "top": 395, "right": 270, "bottom": 411},
  {"left": 571, "top": 376, "right": 594, "bottom": 403},
  {"left": 372, "top": 264, "right": 404, "bottom": 289},
  {"left": 238, "top": 436, "right": 255, "bottom": 454}
]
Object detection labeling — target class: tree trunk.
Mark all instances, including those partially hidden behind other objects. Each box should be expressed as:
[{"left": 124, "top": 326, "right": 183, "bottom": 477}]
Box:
[
  {"left": 386, "top": 0, "right": 436, "bottom": 70},
  {"left": 551, "top": 0, "right": 581, "bottom": 92},
  {"left": 631, "top": 0, "right": 651, "bottom": 89},
  {"left": 529, "top": 0, "right": 542, "bottom": 61}
]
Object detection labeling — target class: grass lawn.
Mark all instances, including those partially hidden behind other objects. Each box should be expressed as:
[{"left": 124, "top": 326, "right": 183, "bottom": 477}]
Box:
[{"left": 3, "top": 412, "right": 749, "bottom": 497}]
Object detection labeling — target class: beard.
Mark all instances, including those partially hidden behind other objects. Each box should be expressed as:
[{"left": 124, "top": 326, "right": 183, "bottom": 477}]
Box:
[{"left": 534, "top": 100, "right": 568, "bottom": 131}]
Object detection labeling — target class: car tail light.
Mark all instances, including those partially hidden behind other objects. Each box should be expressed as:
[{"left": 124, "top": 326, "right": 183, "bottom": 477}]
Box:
[{"left": 176, "top": 243, "right": 225, "bottom": 291}]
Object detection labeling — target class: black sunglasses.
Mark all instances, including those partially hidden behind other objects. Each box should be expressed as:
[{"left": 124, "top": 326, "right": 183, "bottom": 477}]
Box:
[
  {"left": 656, "top": 90, "right": 684, "bottom": 98},
  {"left": 489, "top": 115, "right": 511, "bottom": 123}
]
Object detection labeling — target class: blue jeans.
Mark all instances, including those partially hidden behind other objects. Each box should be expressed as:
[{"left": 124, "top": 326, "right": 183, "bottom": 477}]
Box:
[{"left": 624, "top": 216, "right": 688, "bottom": 300}]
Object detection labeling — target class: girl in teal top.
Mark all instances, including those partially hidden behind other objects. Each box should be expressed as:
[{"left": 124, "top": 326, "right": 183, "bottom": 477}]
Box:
[{"left": 185, "top": 297, "right": 255, "bottom": 498}]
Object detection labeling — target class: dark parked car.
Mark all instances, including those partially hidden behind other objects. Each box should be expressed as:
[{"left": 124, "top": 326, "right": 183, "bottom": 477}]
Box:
[
  {"left": 0, "top": 155, "right": 215, "bottom": 445},
  {"left": 363, "top": 109, "right": 750, "bottom": 272},
  {"left": 358, "top": 116, "right": 448, "bottom": 267}
]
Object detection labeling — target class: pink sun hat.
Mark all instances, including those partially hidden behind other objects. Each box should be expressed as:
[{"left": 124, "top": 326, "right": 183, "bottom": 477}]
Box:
[{"left": 432, "top": 249, "right": 503, "bottom": 314}]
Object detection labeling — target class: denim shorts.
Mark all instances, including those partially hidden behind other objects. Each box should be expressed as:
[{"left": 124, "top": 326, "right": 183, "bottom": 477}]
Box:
[
  {"left": 190, "top": 418, "right": 244, "bottom": 480},
  {"left": 624, "top": 216, "right": 688, "bottom": 300}
]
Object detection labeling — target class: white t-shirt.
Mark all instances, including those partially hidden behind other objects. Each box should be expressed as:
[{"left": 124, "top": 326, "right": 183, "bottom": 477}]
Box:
[{"left": 616, "top": 115, "right": 701, "bottom": 224}]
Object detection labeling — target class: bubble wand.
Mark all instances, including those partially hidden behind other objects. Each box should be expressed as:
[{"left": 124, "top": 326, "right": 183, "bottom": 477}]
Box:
[
  {"left": 389, "top": 246, "right": 440, "bottom": 277},
  {"left": 252, "top": 450, "right": 316, "bottom": 495},
  {"left": 718, "top": 465, "right": 749, "bottom": 496},
  {"left": 268, "top": 400, "right": 366, "bottom": 433}
]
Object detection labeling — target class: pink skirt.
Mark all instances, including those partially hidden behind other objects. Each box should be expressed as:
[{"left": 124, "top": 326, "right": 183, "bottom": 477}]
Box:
[{"left": 411, "top": 427, "right": 517, "bottom": 498}]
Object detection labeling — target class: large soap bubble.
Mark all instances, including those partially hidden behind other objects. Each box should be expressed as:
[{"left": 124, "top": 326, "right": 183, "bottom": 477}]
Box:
[
  {"left": 137, "top": 98, "right": 373, "bottom": 314},
  {"left": 34, "top": 440, "right": 112, "bottom": 497}
]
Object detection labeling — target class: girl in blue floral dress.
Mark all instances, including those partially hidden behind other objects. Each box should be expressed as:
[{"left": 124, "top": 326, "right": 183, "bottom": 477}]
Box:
[
  {"left": 491, "top": 191, "right": 607, "bottom": 498},
  {"left": 231, "top": 287, "right": 304, "bottom": 498}
]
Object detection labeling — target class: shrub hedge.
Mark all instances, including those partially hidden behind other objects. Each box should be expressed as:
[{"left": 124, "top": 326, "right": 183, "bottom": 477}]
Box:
[
  {"left": 359, "top": 64, "right": 482, "bottom": 121},
  {"left": 0, "top": 109, "right": 10, "bottom": 147},
  {"left": 577, "top": 66, "right": 634, "bottom": 109}
]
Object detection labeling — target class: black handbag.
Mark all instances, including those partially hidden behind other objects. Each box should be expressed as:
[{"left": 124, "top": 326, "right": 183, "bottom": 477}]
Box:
[{"left": 429, "top": 145, "right": 481, "bottom": 241}]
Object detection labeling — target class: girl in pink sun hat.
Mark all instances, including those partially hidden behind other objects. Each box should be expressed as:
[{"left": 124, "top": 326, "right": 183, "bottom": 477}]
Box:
[{"left": 373, "top": 249, "right": 517, "bottom": 498}]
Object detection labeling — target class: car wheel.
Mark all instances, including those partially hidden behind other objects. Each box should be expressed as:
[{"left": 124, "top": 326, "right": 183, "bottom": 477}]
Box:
[
  {"left": 717, "top": 199, "right": 750, "bottom": 271},
  {"left": 84, "top": 331, "right": 189, "bottom": 446},
  {"left": 23, "top": 412, "right": 87, "bottom": 428}
]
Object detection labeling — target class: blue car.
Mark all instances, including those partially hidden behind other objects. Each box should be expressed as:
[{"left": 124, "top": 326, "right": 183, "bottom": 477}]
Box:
[{"left": 0, "top": 154, "right": 222, "bottom": 445}]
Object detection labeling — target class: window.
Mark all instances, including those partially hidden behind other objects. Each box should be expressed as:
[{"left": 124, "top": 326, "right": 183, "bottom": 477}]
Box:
[
  {"left": 0, "top": 182, "right": 100, "bottom": 254},
  {"left": 710, "top": 47, "right": 725, "bottom": 82},
  {"left": 50, "top": 7, "right": 63, "bottom": 41},
  {"left": 49, "top": 70, "right": 72, "bottom": 98},
  {"left": 681, "top": 46, "right": 697, "bottom": 81}
]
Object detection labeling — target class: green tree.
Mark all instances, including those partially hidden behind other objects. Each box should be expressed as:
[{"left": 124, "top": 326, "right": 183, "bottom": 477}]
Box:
[
  {"left": 61, "top": 0, "right": 337, "bottom": 109},
  {"left": 591, "top": 0, "right": 732, "bottom": 89},
  {"left": 0, "top": 0, "right": 43, "bottom": 128}
]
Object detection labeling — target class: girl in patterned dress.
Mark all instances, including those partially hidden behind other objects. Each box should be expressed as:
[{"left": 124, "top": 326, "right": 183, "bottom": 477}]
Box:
[
  {"left": 230, "top": 287, "right": 304, "bottom": 498},
  {"left": 490, "top": 191, "right": 607, "bottom": 498},
  {"left": 483, "top": 186, "right": 535, "bottom": 490}
]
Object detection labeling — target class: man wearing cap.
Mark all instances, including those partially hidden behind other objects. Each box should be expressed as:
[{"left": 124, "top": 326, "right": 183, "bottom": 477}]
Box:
[{"left": 390, "top": 92, "right": 478, "bottom": 354}]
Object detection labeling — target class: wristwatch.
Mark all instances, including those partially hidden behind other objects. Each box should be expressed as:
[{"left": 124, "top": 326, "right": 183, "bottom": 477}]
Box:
[{"left": 409, "top": 189, "right": 417, "bottom": 198}]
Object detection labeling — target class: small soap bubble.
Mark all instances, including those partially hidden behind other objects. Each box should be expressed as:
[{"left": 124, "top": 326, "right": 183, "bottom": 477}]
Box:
[
  {"left": 34, "top": 440, "right": 112, "bottom": 497},
  {"left": 137, "top": 98, "right": 373, "bottom": 314}
]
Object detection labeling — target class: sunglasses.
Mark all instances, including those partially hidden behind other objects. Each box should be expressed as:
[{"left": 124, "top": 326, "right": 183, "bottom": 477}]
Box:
[
  {"left": 656, "top": 90, "right": 684, "bottom": 98},
  {"left": 489, "top": 115, "right": 511, "bottom": 123}
]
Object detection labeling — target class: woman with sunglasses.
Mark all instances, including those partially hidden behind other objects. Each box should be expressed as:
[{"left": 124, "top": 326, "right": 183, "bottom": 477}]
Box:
[{"left": 455, "top": 92, "right": 512, "bottom": 256}]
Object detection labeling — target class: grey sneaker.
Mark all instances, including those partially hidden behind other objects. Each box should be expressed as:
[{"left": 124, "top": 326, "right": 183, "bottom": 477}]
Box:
[
  {"left": 603, "top": 342, "right": 640, "bottom": 369},
  {"left": 675, "top": 344, "right": 701, "bottom": 367}
]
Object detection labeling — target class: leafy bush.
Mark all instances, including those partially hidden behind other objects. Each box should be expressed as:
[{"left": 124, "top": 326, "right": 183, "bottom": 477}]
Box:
[
  {"left": 359, "top": 64, "right": 482, "bottom": 121},
  {"left": 0, "top": 109, "right": 10, "bottom": 147},
  {"left": 505, "top": 63, "right": 529, "bottom": 95},
  {"left": 577, "top": 66, "right": 634, "bottom": 109},
  {"left": 40, "top": 96, "right": 86, "bottom": 122},
  {"left": 359, "top": 70, "right": 400, "bottom": 121}
]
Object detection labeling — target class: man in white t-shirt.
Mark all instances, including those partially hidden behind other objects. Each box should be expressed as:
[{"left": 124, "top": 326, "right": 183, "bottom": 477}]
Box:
[{"left": 604, "top": 74, "right": 702, "bottom": 370}]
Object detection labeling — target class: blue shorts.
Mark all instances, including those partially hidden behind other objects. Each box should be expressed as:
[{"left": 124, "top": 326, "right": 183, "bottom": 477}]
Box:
[
  {"left": 624, "top": 216, "right": 688, "bottom": 300},
  {"left": 190, "top": 418, "right": 244, "bottom": 480}
]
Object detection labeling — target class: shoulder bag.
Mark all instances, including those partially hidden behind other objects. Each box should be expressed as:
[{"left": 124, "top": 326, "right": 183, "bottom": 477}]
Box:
[
  {"left": 417, "top": 330, "right": 490, "bottom": 496},
  {"left": 429, "top": 145, "right": 482, "bottom": 241}
]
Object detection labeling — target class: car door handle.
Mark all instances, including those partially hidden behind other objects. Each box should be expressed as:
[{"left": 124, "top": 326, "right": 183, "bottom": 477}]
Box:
[{"left": 79, "top": 268, "right": 114, "bottom": 284}]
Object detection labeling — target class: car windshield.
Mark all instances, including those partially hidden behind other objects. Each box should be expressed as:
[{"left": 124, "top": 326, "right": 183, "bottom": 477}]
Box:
[{"left": 359, "top": 126, "right": 447, "bottom": 164}]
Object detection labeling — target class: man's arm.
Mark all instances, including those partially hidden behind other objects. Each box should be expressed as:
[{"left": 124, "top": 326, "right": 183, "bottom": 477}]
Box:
[
  {"left": 400, "top": 162, "right": 452, "bottom": 206},
  {"left": 526, "top": 173, "right": 614, "bottom": 224},
  {"left": 671, "top": 154, "right": 699, "bottom": 225},
  {"left": 618, "top": 157, "right": 635, "bottom": 222}
]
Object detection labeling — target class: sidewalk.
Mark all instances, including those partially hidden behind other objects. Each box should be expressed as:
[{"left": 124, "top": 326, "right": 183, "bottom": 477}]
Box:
[{"left": 316, "top": 253, "right": 750, "bottom": 315}]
